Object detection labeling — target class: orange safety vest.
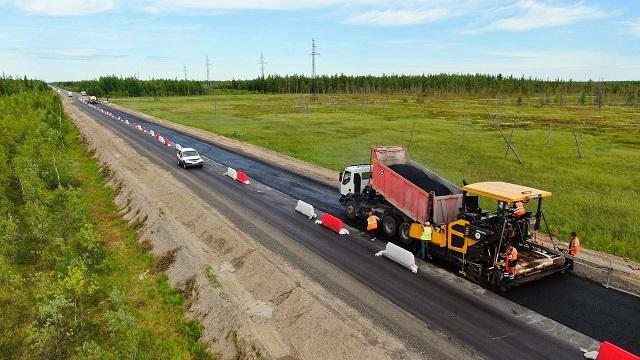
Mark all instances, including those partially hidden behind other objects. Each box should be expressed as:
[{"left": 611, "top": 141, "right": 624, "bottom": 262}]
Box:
[
  {"left": 509, "top": 247, "right": 518, "bottom": 261},
  {"left": 367, "top": 215, "right": 379, "bottom": 230},
  {"left": 569, "top": 237, "right": 581, "bottom": 256},
  {"left": 513, "top": 201, "right": 525, "bottom": 216}
]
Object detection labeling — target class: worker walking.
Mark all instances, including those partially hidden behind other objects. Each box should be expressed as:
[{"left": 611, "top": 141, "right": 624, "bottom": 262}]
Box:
[
  {"left": 502, "top": 243, "right": 518, "bottom": 279},
  {"left": 417, "top": 221, "right": 432, "bottom": 260},
  {"left": 366, "top": 212, "right": 380, "bottom": 242},
  {"left": 568, "top": 232, "right": 581, "bottom": 256}
]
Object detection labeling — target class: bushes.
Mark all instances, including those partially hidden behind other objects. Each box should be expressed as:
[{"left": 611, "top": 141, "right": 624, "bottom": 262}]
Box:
[{"left": 0, "top": 79, "right": 212, "bottom": 359}]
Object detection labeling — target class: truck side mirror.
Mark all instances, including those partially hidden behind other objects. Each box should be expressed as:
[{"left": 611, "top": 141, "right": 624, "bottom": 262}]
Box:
[{"left": 339, "top": 171, "right": 343, "bottom": 183}]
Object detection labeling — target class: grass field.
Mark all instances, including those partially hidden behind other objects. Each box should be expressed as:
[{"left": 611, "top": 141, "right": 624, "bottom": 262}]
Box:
[{"left": 113, "top": 93, "right": 640, "bottom": 261}]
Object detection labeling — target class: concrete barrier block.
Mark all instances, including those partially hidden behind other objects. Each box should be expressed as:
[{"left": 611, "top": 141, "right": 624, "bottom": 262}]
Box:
[
  {"left": 224, "top": 167, "right": 237, "bottom": 180},
  {"left": 375, "top": 242, "right": 418, "bottom": 273},
  {"left": 295, "top": 200, "right": 317, "bottom": 219}
]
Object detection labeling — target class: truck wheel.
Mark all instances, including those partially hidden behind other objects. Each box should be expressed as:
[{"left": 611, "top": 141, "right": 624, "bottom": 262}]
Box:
[
  {"left": 398, "top": 222, "right": 412, "bottom": 244},
  {"left": 345, "top": 200, "right": 357, "bottom": 219},
  {"left": 382, "top": 216, "right": 398, "bottom": 237}
]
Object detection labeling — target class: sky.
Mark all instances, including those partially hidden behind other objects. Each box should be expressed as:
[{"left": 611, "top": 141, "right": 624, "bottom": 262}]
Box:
[{"left": 1, "top": 0, "right": 639, "bottom": 82}]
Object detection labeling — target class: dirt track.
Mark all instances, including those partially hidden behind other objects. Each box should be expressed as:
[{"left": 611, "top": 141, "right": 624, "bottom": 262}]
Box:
[{"left": 63, "top": 100, "right": 438, "bottom": 359}]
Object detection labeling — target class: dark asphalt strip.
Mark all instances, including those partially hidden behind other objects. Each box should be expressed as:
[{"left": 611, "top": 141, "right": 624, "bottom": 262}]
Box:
[{"left": 76, "top": 100, "right": 588, "bottom": 359}]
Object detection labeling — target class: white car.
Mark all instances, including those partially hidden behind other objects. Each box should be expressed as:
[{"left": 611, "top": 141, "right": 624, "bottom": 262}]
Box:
[
  {"left": 176, "top": 147, "right": 203, "bottom": 169},
  {"left": 67, "top": 91, "right": 73, "bottom": 97}
]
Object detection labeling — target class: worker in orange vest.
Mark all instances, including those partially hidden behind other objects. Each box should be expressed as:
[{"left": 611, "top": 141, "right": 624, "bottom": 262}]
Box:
[
  {"left": 366, "top": 212, "right": 381, "bottom": 242},
  {"left": 502, "top": 243, "right": 518, "bottom": 279},
  {"left": 568, "top": 232, "right": 581, "bottom": 256},
  {"left": 513, "top": 201, "right": 526, "bottom": 217}
]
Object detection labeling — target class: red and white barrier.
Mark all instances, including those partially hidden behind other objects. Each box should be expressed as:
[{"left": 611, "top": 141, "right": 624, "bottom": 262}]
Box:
[
  {"left": 164, "top": 138, "right": 172, "bottom": 147},
  {"left": 235, "top": 171, "right": 250, "bottom": 184},
  {"left": 315, "top": 213, "right": 349, "bottom": 235},
  {"left": 596, "top": 342, "right": 639, "bottom": 360}
]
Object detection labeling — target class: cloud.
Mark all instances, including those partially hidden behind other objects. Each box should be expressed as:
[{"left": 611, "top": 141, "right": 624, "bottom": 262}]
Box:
[
  {"left": 345, "top": 8, "right": 449, "bottom": 26},
  {"left": 627, "top": 17, "right": 640, "bottom": 37},
  {"left": 148, "top": 0, "right": 380, "bottom": 11},
  {"left": 17, "top": 48, "right": 128, "bottom": 61},
  {"left": 470, "top": 0, "right": 614, "bottom": 32},
  {"left": 15, "top": 0, "right": 115, "bottom": 16}
]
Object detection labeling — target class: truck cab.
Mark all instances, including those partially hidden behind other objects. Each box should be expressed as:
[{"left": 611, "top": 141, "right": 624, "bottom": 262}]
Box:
[{"left": 339, "top": 164, "right": 371, "bottom": 196}]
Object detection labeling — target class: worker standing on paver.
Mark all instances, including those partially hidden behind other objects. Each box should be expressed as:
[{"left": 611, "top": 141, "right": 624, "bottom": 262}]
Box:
[
  {"left": 417, "top": 221, "right": 432, "bottom": 260},
  {"left": 513, "top": 201, "right": 526, "bottom": 217},
  {"left": 366, "top": 212, "right": 380, "bottom": 242},
  {"left": 502, "top": 243, "right": 518, "bottom": 279},
  {"left": 568, "top": 232, "right": 581, "bottom": 256}
]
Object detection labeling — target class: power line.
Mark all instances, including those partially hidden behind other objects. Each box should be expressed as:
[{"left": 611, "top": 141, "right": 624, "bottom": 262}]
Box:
[
  {"left": 310, "top": 38, "right": 320, "bottom": 100},
  {"left": 258, "top": 52, "right": 267, "bottom": 92},
  {"left": 205, "top": 56, "right": 212, "bottom": 88}
]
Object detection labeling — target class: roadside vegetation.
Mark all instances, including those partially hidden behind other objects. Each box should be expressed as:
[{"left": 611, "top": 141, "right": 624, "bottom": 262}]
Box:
[
  {"left": 113, "top": 92, "right": 640, "bottom": 261},
  {"left": 0, "top": 78, "right": 214, "bottom": 359}
]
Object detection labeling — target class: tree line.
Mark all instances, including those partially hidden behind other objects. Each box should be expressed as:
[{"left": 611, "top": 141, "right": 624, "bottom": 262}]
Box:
[{"left": 56, "top": 73, "right": 640, "bottom": 104}]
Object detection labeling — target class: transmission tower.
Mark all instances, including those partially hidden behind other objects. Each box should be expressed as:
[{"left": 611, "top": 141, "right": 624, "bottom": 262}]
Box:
[
  {"left": 183, "top": 64, "right": 187, "bottom": 80},
  {"left": 205, "top": 56, "right": 212, "bottom": 88},
  {"left": 258, "top": 52, "right": 267, "bottom": 92},
  {"left": 310, "top": 38, "right": 320, "bottom": 100}
]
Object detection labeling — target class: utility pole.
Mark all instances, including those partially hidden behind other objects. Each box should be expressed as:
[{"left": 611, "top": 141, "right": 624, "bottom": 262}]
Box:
[
  {"left": 258, "top": 52, "right": 267, "bottom": 92},
  {"left": 205, "top": 56, "right": 212, "bottom": 88},
  {"left": 183, "top": 64, "right": 187, "bottom": 81},
  {"left": 310, "top": 38, "right": 320, "bottom": 101}
]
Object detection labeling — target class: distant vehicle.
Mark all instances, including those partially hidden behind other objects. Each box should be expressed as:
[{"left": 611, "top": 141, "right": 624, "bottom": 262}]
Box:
[
  {"left": 67, "top": 91, "right": 73, "bottom": 97},
  {"left": 80, "top": 91, "right": 86, "bottom": 96},
  {"left": 89, "top": 96, "right": 97, "bottom": 104},
  {"left": 176, "top": 147, "right": 203, "bottom": 169}
]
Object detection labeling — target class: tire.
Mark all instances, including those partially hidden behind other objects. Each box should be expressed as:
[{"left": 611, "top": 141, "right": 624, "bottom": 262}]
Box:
[
  {"left": 382, "top": 215, "right": 398, "bottom": 237},
  {"left": 182, "top": 161, "right": 187, "bottom": 169},
  {"left": 177, "top": 159, "right": 181, "bottom": 167},
  {"left": 345, "top": 200, "right": 357, "bottom": 219},
  {"left": 398, "top": 222, "right": 412, "bottom": 244}
]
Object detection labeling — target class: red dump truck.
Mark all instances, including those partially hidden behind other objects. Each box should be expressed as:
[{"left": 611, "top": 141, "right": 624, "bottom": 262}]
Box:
[{"left": 339, "top": 146, "right": 569, "bottom": 289}]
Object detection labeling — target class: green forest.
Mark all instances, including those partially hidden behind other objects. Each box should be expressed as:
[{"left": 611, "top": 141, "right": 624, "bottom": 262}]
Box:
[
  {"left": 0, "top": 78, "right": 213, "bottom": 359},
  {"left": 58, "top": 74, "right": 640, "bottom": 105}
]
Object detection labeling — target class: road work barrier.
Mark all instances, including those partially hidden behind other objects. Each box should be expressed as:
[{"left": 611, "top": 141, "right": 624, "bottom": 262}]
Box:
[
  {"left": 125, "top": 120, "right": 130, "bottom": 125},
  {"left": 235, "top": 171, "right": 250, "bottom": 184},
  {"left": 164, "top": 138, "right": 172, "bottom": 147},
  {"left": 158, "top": 136, "right": 165, "bottom": 143},
  {"left": 315, "top": 213, "right": 349, "bottom": 235},
  {"left": 149, "top": 130, "right": 155, "bottom": 137},
  {"left": 224, "top": 167, "right": 237, "bottom": 180},
  {"left": 375, "top": 242, "right": 419, "bottom": 273},
  {"left": 175, "top": 143, "right": 181, "bottom": 150},
  {"left": 295, "top": 200, "right": 317, "bottom": 219},
  {"left": 595, "top": 342, "right": 639, "bottom": 360}
]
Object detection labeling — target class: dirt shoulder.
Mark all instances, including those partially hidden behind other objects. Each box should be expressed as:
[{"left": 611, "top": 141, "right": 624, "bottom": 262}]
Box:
[
  {"left": 109, "top": 101, "right": 640, "bottom": 294},
  {"left": 64, "top": 99, "right": 470, "bottom": 359}
]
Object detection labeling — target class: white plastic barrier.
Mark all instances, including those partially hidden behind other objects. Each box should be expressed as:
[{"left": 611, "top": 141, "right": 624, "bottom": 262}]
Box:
[
  {"left": 158, "top": 136, "right": 165, "bottom": 143},
  {"left": 295, "top": 200, "right": 317, "bottom": 219},
  {"left": 149, "top": 130, "right": 155, "bottom": 137},
  {"left": 175, "top": 143, "right": 181, "bottom": 150},
  {"left": 224, "top": 167, "right": 237, "bottom": 180},
  {"left": 125, "top": 120, "right": 130, "bottom": 125},
  {"left": 375, "top": 242, "right": 418, "bottom": 273}
]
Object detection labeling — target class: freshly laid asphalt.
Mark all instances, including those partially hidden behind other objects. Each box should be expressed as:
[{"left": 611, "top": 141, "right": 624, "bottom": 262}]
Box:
[{"left": 75, "top": 98, "right": 640, "bottom": 358}]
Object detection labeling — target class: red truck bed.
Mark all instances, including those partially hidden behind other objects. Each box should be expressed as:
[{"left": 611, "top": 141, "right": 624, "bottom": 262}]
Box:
[{"left": 370, "top": 146, "right": 461, "bottom": 224}]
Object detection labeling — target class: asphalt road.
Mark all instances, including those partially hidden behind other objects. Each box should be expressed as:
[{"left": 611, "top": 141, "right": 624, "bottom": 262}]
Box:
[{"left": 75, "top": 98, "right": 639, "bottom": 358}]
